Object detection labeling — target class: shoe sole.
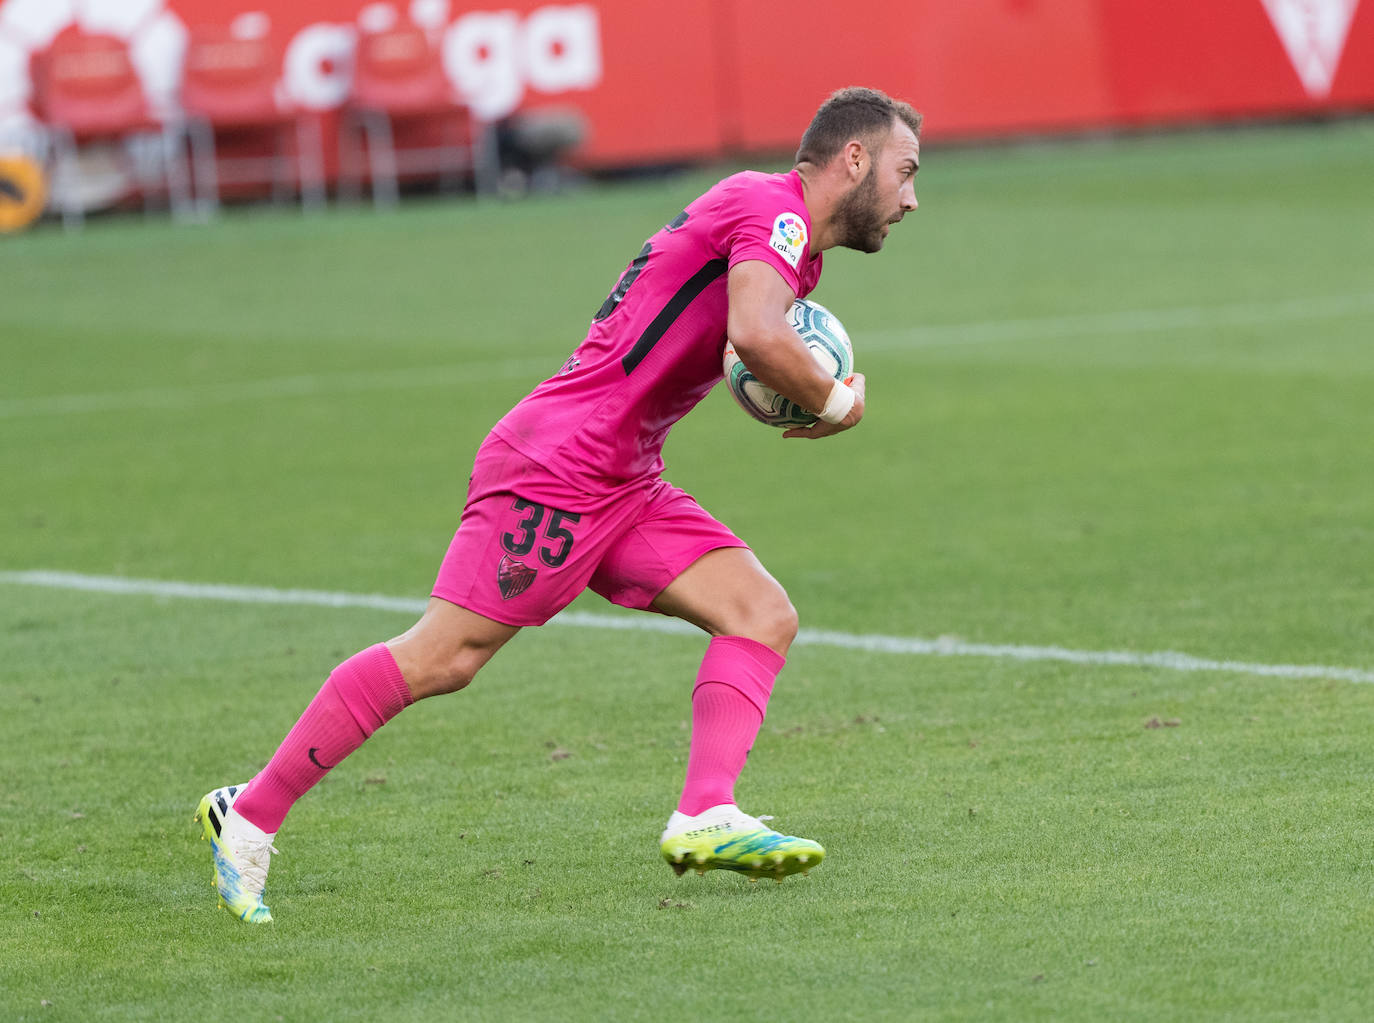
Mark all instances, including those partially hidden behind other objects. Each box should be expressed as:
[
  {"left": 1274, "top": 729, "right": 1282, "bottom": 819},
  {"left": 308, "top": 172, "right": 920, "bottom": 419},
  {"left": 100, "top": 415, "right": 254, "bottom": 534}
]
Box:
[{"left": 662, "top": 843, "right": 823, "bottom": 883}]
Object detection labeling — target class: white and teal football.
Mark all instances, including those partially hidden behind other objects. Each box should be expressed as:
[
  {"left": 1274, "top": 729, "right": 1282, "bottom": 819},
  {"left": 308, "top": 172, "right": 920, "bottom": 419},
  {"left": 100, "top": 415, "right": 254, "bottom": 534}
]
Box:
[{"left": 722, "top": 298, "right": 854, "bottom": 428}]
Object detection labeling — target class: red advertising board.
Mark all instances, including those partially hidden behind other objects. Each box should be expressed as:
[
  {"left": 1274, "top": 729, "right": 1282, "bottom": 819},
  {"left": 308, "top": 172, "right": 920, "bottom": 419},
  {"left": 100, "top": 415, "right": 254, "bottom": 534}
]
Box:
[
  {"left": 166, "top": 0, "right": 728, "bottom": 162},
  {"left": 716, "top": 0, "right": 1120, "bottom": 150},
  {"left": 1, "top": 0, "right": 1370, "bottom": 170},
  {"left": 1099, "top": 0, "right": 1374, "bottom": 121}
]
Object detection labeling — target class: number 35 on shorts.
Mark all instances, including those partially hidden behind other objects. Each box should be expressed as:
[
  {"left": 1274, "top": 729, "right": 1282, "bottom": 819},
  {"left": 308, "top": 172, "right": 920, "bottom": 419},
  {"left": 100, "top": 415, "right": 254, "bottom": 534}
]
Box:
[{"left": 500, "top": 499, "right": 581, "bottom": 568}]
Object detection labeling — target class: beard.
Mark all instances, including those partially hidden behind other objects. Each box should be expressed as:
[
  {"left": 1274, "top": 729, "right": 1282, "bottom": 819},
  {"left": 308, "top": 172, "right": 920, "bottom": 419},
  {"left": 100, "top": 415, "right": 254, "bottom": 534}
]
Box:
[{"left": 831, "top": 166, "right": 888, "bottom": 253}]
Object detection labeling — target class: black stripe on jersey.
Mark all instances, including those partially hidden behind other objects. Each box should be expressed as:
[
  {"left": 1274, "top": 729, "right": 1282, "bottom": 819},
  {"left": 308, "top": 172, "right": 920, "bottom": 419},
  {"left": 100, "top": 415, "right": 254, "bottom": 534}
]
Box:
[{"left": 621, "top": 258, "right": 728, "bottom": 375}]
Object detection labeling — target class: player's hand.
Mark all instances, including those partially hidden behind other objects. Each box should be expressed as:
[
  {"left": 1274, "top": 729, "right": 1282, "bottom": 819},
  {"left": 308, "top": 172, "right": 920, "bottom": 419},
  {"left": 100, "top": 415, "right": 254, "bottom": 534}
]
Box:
[{"left": 783, "top": 373, "right": 866, "bottom": 439}]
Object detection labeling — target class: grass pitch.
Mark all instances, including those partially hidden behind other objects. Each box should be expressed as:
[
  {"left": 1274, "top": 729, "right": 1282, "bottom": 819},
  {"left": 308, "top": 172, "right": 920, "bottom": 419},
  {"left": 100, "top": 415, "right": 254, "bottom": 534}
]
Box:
[{"left": 3, "top": 120, "right": 1374, "bottom": 1021}]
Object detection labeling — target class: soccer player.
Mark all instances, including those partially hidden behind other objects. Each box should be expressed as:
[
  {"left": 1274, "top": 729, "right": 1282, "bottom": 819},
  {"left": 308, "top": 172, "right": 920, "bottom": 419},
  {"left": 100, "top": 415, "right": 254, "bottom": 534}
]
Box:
[{"left": 197, "top": 86, "right": 921, "bottom": 922}]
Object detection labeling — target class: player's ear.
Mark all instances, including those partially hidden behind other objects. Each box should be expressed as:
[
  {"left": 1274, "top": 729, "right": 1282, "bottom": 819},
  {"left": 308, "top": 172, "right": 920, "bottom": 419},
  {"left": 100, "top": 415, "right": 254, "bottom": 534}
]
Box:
[{"left": 843, "top": 139, "right": 865, "bottom": 180}]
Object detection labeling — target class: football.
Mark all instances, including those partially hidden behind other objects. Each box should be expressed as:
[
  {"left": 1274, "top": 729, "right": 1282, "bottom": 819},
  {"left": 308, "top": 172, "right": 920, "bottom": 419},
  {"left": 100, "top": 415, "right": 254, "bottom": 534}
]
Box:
[{"left": 722, "top": 298, "right": 854, "bottom": 428}]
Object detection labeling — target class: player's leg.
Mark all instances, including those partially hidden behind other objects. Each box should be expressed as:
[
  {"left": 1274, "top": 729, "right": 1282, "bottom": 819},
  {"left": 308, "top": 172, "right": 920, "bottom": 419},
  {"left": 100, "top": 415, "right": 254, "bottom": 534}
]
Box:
[
  {"left": 235, "top": 597, "right": 520, "bottom": 832},
  {"left": 588, "top": 489, "right": 823, "bottom": 880},
  {"left": 197, "top": 599, "right": 519, "bottom": 922},
  {"left": 198, "top": 437, "right": 629, "bottom": 920},
  {"left": 651, "top": 548, "right": 824, "bottom": 880},
  {"left": 649, "top": 546, "right": 795, "bottom": 813}
]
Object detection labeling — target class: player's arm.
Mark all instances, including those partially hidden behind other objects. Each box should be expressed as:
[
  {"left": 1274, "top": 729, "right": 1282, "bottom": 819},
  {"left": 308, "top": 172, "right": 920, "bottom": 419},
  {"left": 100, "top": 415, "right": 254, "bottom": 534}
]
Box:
[{"left": 726, "top": 260, "right": 865, "bottom": 439}]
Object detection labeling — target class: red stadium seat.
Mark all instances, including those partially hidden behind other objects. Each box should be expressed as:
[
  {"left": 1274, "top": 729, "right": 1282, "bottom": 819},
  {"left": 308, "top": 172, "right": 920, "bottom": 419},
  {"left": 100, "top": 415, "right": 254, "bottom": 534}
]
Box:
[
  {"left": 338, "top": 16, "right": 496, "bottom": 207},
  {"left": 31, "top": 25, "right": 191, "bottom": 229},
  {"left": 177, "top": 22, "right": 325, "bottom": 215}
]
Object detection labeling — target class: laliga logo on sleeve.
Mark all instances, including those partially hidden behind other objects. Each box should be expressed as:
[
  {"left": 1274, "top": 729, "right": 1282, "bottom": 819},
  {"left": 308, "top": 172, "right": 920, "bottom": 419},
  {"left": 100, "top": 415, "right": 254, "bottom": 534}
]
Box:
[{"left": 770, "top": 212, "right": 808, "bottom": 269}]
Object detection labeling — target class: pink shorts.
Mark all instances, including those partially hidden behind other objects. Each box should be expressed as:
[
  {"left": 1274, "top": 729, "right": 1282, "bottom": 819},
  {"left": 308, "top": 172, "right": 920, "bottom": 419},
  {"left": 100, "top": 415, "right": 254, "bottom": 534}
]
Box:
[{"left": 431, "top": 437, "right": 747, "bottom": 627}]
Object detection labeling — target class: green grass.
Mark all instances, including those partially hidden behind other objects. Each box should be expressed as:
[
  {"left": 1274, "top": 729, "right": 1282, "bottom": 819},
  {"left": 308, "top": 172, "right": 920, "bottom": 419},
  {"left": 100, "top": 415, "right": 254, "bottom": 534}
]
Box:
[{"left": 3, "top": 120, "right": 1374, "bottom": 1021}]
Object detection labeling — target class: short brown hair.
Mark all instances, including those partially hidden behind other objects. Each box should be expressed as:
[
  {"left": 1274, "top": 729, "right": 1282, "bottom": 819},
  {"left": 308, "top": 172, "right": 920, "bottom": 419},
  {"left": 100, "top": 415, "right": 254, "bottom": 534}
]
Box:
[{"left": 795, "top": 86, "right": 923, "bottom": 167}]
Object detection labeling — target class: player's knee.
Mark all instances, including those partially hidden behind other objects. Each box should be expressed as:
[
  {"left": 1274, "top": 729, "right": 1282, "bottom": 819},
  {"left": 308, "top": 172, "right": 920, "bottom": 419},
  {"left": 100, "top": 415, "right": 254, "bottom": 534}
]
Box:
[
  {"left": 432, "top": 654, "right": 479, "bottom": 695},
  {"left": 391, "top": 636, "right": 493, "bottom": 699},
  {"left": 769, "top": 596, "right": 801, "bottom": 653},
  {"left": 738, "top": 588, "right": 799, "bottom": 655}
]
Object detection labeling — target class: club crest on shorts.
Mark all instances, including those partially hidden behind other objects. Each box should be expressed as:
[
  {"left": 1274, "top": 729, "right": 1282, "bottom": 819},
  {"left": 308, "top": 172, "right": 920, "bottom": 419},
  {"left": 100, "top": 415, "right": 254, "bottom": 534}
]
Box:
[{"left": 498, "top": 555, "right": 537, "bottom": 599}]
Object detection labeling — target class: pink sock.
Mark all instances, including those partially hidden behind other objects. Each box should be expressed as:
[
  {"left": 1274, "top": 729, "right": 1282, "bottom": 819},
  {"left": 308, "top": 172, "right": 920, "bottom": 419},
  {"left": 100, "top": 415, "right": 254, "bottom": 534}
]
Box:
[
  {"left": 234, "top": 643, "right": 413, "bottom": 834},
  {"left": 677, "top": 636, "right": 785, "bottom": 816}
]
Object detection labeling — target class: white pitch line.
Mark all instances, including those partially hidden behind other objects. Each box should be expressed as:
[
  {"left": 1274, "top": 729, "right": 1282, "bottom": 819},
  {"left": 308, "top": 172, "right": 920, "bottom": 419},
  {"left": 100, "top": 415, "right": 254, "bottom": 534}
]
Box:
[
  {"left": 859, "top": 291, "right": 1374, "bottom": 352},
  {"left": 3, "top": 570, "right": 1372, "bottom": 686},
  {"left": 5, "top": 292, "right": 1372, "bottom": 419}
]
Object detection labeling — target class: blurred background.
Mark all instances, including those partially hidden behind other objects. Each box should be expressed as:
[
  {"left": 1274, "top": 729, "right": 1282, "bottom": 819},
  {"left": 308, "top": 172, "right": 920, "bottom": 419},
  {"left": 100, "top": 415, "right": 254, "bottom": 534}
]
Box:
[{"left": 0, "top": 0, "right": 1371, "bottom": 228}]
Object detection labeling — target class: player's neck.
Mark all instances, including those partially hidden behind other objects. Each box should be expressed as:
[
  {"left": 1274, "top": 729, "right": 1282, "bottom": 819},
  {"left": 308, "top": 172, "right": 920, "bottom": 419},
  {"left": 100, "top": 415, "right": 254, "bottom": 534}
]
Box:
[{"left": 793, "top": 161, "right": 844, "bottom": 256}]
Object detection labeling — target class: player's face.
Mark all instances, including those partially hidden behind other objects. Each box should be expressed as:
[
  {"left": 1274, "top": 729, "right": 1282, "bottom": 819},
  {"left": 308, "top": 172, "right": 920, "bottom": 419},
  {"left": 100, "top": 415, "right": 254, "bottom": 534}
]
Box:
[{"left": 834, "top": 119, "right": 920, "bottom": 253}]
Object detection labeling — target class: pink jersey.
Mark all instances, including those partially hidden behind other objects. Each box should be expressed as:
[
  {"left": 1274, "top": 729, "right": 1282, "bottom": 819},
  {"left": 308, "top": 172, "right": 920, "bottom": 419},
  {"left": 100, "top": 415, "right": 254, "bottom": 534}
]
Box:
[{"left": 491, "top": 169, "right": 823, "bottom": 487}]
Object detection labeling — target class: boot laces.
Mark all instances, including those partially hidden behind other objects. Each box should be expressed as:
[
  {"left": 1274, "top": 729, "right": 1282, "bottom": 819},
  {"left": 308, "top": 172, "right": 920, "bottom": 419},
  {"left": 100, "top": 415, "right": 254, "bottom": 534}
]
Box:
[{"left": 232, "top": 836, "right": 278, "bottom": 896}]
